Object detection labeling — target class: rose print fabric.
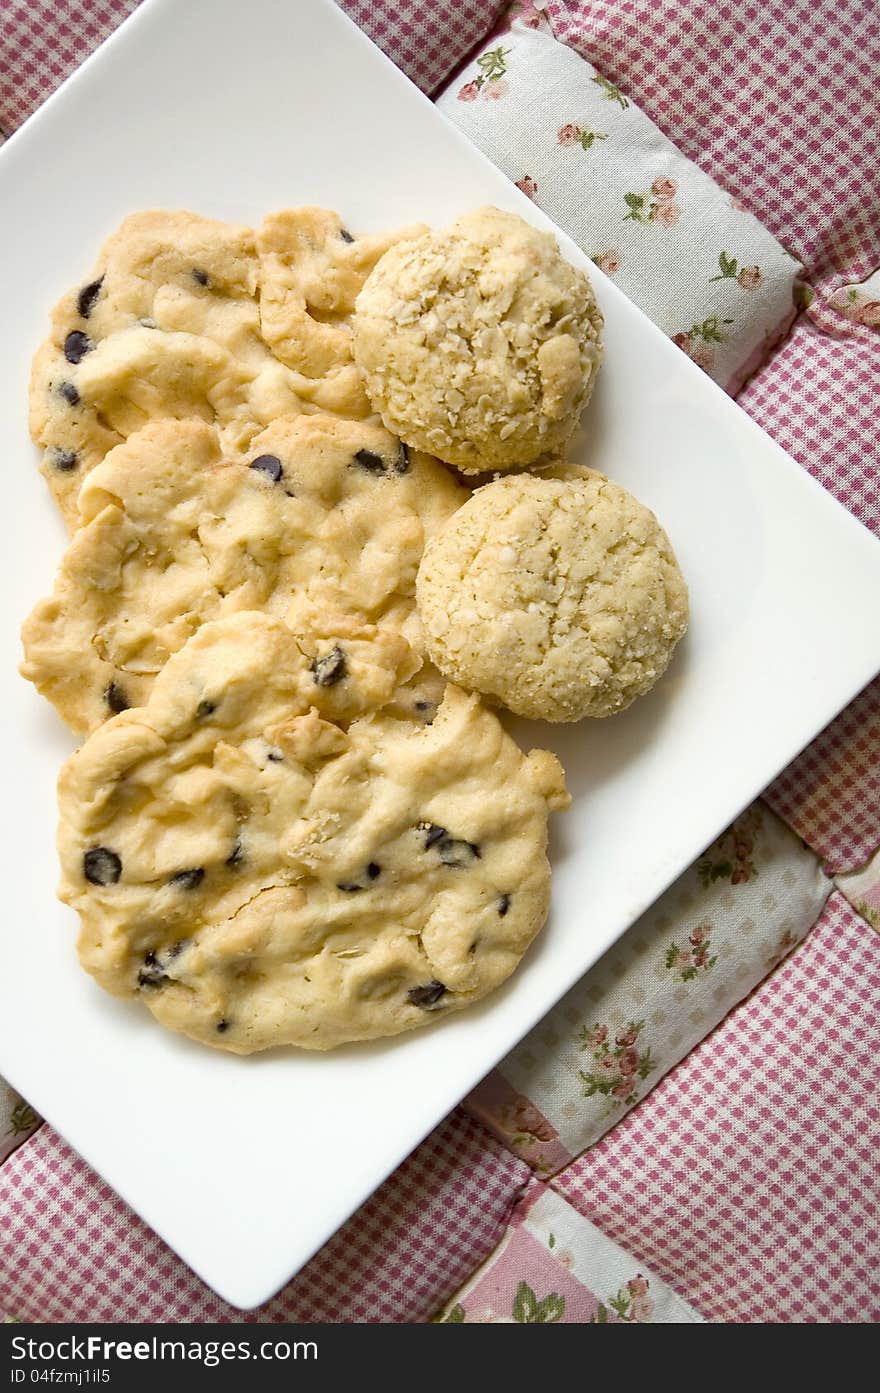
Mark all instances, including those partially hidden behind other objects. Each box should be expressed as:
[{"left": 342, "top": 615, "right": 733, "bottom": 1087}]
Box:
[
  {"left": 437, "top": 13, "right": 803, "bottom": 391},
  {"left": 436, "top": 1179, "right": 703, "bottom": 1323},
  {"left": 836, "top": 847, "right": 880, "bottom": 933},
  {"left": 0, "top": 1081, "right": 39, "bottom": 1168},
  {"left": 464, "top": 805, "right": 831, "bottom": 1169}
]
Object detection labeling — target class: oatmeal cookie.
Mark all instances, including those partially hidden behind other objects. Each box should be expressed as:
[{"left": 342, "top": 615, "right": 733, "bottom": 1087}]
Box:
[{"left": 416, "top": 467, "right": 688, "bottom": 720}]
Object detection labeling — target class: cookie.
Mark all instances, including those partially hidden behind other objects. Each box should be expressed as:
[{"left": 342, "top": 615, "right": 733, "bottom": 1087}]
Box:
[
  {"left": 58, "top": 613, "right": 569, "bottom": 1052},
  {"left": 416, "top": 468, "right": 688, "bottom": 721},
  {"left": 257, "top": 206, "right": 426, "bottom": 414},
  {"left": 353, "top": 205, "right": 604, "bottom": 473},
  {"left": 21, "top": 414, "right": 466, "bottom": 734},
  {"left": 30, "top": 208, "right": 422, "bottom": 526}
]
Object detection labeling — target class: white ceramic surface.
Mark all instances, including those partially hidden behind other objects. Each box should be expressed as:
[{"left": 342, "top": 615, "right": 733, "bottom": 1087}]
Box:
[{"left": 1, "top": 0, "right": 879, "bottom": 1309}]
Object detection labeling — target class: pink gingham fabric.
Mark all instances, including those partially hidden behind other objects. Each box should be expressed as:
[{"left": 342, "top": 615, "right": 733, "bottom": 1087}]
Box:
[
  {"left": 0, "top": 0, "right": 140, "bottom": 132},
  {"left": 337, "top": 1, "right": 508, "bottom": 94},
  {"left": 738, "top": 318, "right": 880, "bottom": 541},
  {"left": 764, "top": 676, "right": 880, "bottom": 874},
  {"left": 0, "top": 1111, "right": 527, "bottom": 1323},
  {"left": 553, "top": 893, "right": 880, "bottom": 1323}
]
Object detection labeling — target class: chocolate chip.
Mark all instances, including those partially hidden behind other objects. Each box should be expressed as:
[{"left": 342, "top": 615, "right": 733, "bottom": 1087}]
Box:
[
  {"left": 395, "top": 441, "right": 410, "bottom": 474},
  {"left": 421, "top": 823, "right": 447, "bottom": 849},
  {"left": 76, "top": 277, "right": 103, "bottom": 319},
  {"left": 63, "top": 330, "right": 92, "bottom": 364},
  {"left": 168, "top": 868, "right": 205, "bottom": 891},
  {"left": 225, "top": 837, "right": 244, "bottom": 868},
  {"left": 311, "top": 646, "right": 347, "bottom": 687},
  {"left": 192, "top": 268, "right": 210, "bottom": 286},
  {"left": 353, "top": 448, "right": 387, "bottom": 475},
  {"left": 216, "top": 1018, "right": 230, "bottom": 1033},
  {"left": 438, "top": 838, "right": 481, "bottom": 868},
  {"left": 407, "top": 980, "right": 447, "bottom": 1009},
  {"left": 58, "top": 380, "right": 80, "bottom": 406},
  {"left": 196, "top": 699, "right": 217, "bottom": 719},
  {"left": 498, "top": 893, "right": 511, "bottom": 917},
  {"left": 137, "top": 950, "right": 168, "bottom": 989},
  {"left": 339, "top": 228, "right": 355, "bottom": 244},
  {"left": 249, "top": 453, "right": 284, "bottom": 483},
  {"left": 84, "top": 847, "right": 121, "bottom": 885},
  {"left": 52, "top": 449, "right": 79, "bottom": 473},
  {"left": 413, "top": 699, "right": 437, "bottom": 725},
  {"left": 337, "top": 862, "right": 381, "bottom": 893},
  {"left": 105, "top": 681, "right": 129, "bottom": 714}
]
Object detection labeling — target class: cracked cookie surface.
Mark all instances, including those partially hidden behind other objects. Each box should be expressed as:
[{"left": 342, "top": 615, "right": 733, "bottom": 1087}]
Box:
[
  {"left": 416, "top": 467, "right": 688, "bottom": 721},
  {"left": 58, "top": 613, "right": 568, "bottom": 1052},
  {"left": 353, "top": 205, "right": 603, "bottom": 473},
  {"left": 21, "top": 414, "right": 466, "bottom": 735},
  {"left": 30, "top": 208, "right": 423, "bottom": 527}
]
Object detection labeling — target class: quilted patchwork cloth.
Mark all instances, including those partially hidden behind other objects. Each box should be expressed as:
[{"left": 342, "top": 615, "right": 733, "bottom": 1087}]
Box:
[
  {"left": 1, "top": 0, "right": 878, "bottom": 1325},
  {"left": 465, "top": 806, "right": 831, "bottom": 1169},
  {"left": 436, "top": 1179, "right": 704, "bottom": 1322},
  {"left": 552, "top": 893, "right": 880, "bottom": 1323},
  {"left": 543, "top": 0, "right": 880, "bottom": 295},
  {"left": 438, "top": 11, "right": 804, "bottom": 391}
]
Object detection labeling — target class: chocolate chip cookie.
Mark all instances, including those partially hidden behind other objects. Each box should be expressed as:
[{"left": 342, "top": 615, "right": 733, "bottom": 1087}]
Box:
[
  {"left": 58, "top": 613, "right": 568, "bottom": 1051},
  {"left": 22, "top": 414, "right": 465, "bottom": 734}
]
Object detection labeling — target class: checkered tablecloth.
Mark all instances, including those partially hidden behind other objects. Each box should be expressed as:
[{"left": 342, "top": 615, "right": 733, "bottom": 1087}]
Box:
[{"left": 1, "top": 0, "right": 878, "bottom": 1324}]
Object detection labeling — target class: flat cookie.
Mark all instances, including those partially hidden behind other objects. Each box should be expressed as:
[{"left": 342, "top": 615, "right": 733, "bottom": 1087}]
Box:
[
  {"left": 416, "top": 467, "right": 688, "bottom": 721},
  {"left": 22, "top": 414, "right": 466, "bottom": 734},
  {"left": 58, "top": 613, "right": 569, "bottom": 1052},
  {"left": 353, "top": 205, "right": 604, "bottom": 472},
  {"left": 30, "top": 208, "right": 422, "bottom": 526}
]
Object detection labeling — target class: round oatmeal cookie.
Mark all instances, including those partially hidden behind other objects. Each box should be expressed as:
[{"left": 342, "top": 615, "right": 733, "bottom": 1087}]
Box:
[
  {"left": 21, "top": 414, "right": 466, "bottom": 734},
  {"left": 30, "top": 208, "right": 422, "bottom": 527},
  {"left": 352, "top": 205, "right": 603, "bottom": 472},
  {"left": 416, "top": 468, "right": 688, "bottom": 721},
  {"left": 58, "top": 613, "right": 569, "bottom": 1053}
]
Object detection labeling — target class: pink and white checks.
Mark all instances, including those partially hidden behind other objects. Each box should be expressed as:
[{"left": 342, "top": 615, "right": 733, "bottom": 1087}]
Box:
[
  {"left": 0, "top": 1110, "right": 527, "bottom": 1322},
  {"left": 554, "top": 893, "right": 880, "bottom": 1322},
  {"left": 0, "top": 0, "right": 140, "bottom": 132},
  {"left": 739, "top": 319, "right": 880, "bottom": 541},
  {"left": 337, "top": 1, "right": 508, "bottom": 95},
  {"left": 765, "top": 675, "right": 880, "bottom": 874}
]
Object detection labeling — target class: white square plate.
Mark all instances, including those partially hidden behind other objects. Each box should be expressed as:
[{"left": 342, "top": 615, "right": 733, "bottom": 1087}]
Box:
[{"left": 1, "top": 0, "right": 879, "bottom": 1310}]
